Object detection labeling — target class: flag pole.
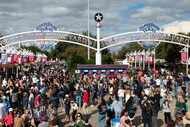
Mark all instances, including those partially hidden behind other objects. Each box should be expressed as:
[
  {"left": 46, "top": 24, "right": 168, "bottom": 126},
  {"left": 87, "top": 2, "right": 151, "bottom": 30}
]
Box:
[
  {"left": 87, "top": 0, "right": 90, "bottom": 60},
  {"left": 186, "top": 45, "right": 189, "bottom": 75},
  {"left": 134, "top": 51, "right": 137, "bottom": 68},
  {"left": 153, "top": 48, "right": 156, "bottom": 79},
  {"left": 143, "top": 50, "right": 145, "bottom": 70}
]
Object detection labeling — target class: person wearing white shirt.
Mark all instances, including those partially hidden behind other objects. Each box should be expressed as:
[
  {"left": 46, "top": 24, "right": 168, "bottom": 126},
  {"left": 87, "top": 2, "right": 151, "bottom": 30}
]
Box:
[
  {"left": 2, "top": 78, "right": 7, "bottom": 88},
  {"left": 0, "top": 99, "right": 6, "bottom": 120},
  {"left": 162, "top": 99, "right": 171, "bottom": 125},
  {"left": 112, "top": 96, "right": 123, "bottom": 118},
  {"left": 118, "top": 87, "right": 125, "bottom": 105}
]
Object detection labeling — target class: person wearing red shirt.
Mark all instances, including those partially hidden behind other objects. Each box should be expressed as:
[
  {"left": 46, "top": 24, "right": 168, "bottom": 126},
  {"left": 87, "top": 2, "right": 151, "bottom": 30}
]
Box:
[
  {"left": 34, "top": 93, "right": 41, "bottom": 108},
  {"left": 4, "top": 108, "right": 14, "bottom": 127},
  {"left": 82, "top": 88, "right": 90, "bottom": 106}
]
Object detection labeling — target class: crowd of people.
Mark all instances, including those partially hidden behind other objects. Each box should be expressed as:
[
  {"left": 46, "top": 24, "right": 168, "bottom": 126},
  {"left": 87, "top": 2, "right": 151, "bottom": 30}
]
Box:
[{"left": 0, "top": 63, "right": 190, "bottom": 127}]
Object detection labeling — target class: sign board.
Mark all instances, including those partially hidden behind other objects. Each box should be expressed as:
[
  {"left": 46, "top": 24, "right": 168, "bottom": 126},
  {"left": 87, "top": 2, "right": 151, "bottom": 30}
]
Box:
[
  {"left": 36, "top": 22, "right": 57, "bottom": 32},
  {"left": 139, "top": 23, "right": 160, "bottom": 32}
]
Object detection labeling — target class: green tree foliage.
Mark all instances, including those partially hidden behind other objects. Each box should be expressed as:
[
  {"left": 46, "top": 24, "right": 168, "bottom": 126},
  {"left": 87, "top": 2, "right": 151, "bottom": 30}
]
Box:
[
  {"left": 102, "top": 53, "right": 113, "bottom": 64},
  {"left": 67, "top": 54, "right": 87, "bottom": 71},
  {"left": 156, "top": 32, "right": 190, "bottom": 63},
  {"left": 156, "top": 43, "right": 182, "bottom": 63},
  {"left": 116, "top": 42, "right": 143, "bottom": 59},
  {"left": 21, "top": 45, "right": 49, "bottom": 56},
  {"left": 48, "top": 32, "right": 114, "bottom": 70}
]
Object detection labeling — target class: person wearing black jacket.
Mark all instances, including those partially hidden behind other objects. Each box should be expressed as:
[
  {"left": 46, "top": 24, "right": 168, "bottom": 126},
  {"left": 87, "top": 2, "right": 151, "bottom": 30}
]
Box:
[{"left": 140, "top": 96, "right": 153, "bottom": 127}]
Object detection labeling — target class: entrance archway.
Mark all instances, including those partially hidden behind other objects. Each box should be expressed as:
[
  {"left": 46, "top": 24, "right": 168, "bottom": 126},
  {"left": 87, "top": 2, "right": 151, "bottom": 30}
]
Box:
[
  {"left": 1, "top": 30, "right": 190, "bottom": 66},
  {"left": 100, "top": 31, "right": 190, "bottom": 51},
  {"left": 0, "top": 31, "right": 97, "bottom": 51}
]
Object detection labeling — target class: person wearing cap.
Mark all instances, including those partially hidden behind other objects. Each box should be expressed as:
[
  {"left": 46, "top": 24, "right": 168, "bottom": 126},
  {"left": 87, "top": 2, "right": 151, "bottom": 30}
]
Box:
[{"left": 3, "top": 108, "right": 14, "bottom": 127}]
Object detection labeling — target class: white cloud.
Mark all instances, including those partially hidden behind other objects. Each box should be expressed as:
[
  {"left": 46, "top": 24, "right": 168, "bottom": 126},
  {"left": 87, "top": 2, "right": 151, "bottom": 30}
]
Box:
[
  {"left": 163, "top": 21, "right": 190, "bottom": 33},
  {"left": 42, "top": 6, "right": 70, "bottom": 16},
  {"left": 131, "top": 6, "right": 174, "bottom": 22}
]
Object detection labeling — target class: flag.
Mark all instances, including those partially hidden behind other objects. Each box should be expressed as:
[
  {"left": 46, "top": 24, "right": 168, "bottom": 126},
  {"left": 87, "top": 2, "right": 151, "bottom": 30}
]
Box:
[
  {"left": 1, "top": 53, "right": 7, "bottom": 64},
  {"left": 181, "top": 52, "right": 187, "bottom": 63},
  {"left": 180, "top": 47, "right": 188, "bottom": 63}
]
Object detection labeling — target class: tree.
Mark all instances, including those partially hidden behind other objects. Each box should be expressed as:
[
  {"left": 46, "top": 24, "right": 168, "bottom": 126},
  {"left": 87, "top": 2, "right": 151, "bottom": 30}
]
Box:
[
  {"left": 156, "top": 43, "right": 182, "bottom": 63},
  {"left": 49, "top": 32, "right": 114, "bottom": 66},
  {"left": 156, "top": 32, "right": 190, "bottom": 63},
  {"left": 21, "top": 45, "right": 49, "bottom": 56},
  {"left": 67, "top": 54, "right": 86, "bottom": 71},
  {"left": 116, "top": 42, "right": 143, "bottom": 59}
]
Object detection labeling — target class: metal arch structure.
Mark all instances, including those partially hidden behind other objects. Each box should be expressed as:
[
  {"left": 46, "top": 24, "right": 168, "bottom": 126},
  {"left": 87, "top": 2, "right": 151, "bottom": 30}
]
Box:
[
  {"left": 0, "top": 31, "right": 97, "bottom": 51},
  {"left": 1, "top": 30, "right": 190, "bottom": 65},
  {"left": 100, "top": 31, "right": 190, "bottom": 51},
  {"left": 98, "top": 30, "right": 190, "bottom": 74}
]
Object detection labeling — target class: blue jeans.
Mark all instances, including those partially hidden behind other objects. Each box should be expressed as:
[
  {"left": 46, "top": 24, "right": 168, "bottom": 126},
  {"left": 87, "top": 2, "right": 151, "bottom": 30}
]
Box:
[
  {"left": 75, "top": 96, "right": 82, "bottom": 108},
  {"left": 98, "top": 114, "right": 106, "bottom": 127}
]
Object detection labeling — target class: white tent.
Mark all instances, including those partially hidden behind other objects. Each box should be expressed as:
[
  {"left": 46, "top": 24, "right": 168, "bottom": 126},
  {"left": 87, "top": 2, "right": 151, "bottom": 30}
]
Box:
[{"left": 122, "top": 58, "right": 129, "bottom": 65}]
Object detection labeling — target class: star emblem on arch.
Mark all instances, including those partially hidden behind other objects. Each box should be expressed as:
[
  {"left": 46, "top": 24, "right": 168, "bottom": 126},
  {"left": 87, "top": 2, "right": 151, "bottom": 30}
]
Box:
[{"left": 94, "top": 13, "right": 103, "bottom": 22}]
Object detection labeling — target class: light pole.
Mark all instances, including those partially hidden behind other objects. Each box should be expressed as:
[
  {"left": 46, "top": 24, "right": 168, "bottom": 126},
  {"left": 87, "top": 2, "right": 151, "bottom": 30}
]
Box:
[
  {"left": 153, "top": 48, "right": 156, "bottom": 79},
  {"left": 87, "top": 0, "right": 90, "bottom": 60},
  {"left": 94, "top": 12, "right": 103, "bottom": 65},
  {"left": 96, "top": 22, "right": 101, "bottom": 65},
  {"left": 146, "top": 49, "right": 150, "bottom": 70},
  {"left": 134, "top": 51, "right": 137, "bottom": 68},
  {"left": 142, "top": 49, "right": 145, "bottom": 70}
]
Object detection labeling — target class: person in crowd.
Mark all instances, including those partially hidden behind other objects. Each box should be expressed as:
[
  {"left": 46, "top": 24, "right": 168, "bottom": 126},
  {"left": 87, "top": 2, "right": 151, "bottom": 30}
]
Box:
[
  {"left": 98, "top": 97, "right": 107, "bottom": 127},
  {"left": 106, "top": 96, "right": 114, "bottom": 127},
  {"left": 70, "top": 100, "right": 78, "bottom": 122},
  {"left": 14, "top": 112, "right": 25, "bottom": 127},
  {"left": 163, "top": 97, "right": 172, "bottom": 126},
  {"left": 74, "top": 113, "right": 85, "bottom": 127},
  {"left": 64, "top": 94, "right": 71, "bottom": 122},
  {"left": 176, "top": 94, "right": 188, "bottom": 115},
  {"left": 119, "top": 110, "right": 132, "bottom": 127},
  {"left": 22, "top": 92, "right": 28, "bottom": 110},
  {"left": 0, "top": 62, "right": 190, "bottom": 127},
  {"left": 82, "top": 87, "right": 90, "bottom": 117},
  {"left": 109, "top": 84, "right": 114, "bottom": 97},
  {"left": 118, "top": 85, "right": 125, "bottom": 105},
  {"left": 112, "top": 96, "right": 123, "bottom": 119},
  {"left": 141, "top": 95, "right": 153, "bottom": 127},
  {"left": 3, "top": 108, "right": 14, "bottom": 127},
  {"left": 183, "top": 111, "right": 190, "bottom": 126},
  {"left": 0, "top": 97, "right": 6, "bottom": 116},
  {"left": 28, "top": 90, "right": 34, "bottom": 111},
  {"left": 75, "top": 84, "right": 82, "bottom": 108}
]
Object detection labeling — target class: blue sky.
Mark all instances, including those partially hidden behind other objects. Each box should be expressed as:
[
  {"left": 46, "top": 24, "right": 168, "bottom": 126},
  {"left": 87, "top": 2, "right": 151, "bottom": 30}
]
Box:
[{"left": 0, "top": 0, "right": 190, "bottom": 37}]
